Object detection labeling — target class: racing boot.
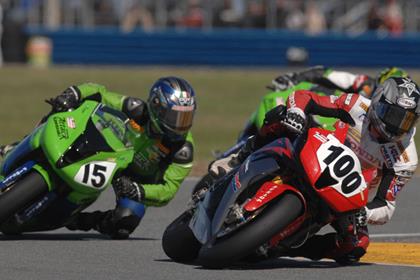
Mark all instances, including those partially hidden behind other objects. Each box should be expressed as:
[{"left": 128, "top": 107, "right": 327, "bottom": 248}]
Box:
[{"left": 66, "top": 203, "right": 144, "bottom": 239}]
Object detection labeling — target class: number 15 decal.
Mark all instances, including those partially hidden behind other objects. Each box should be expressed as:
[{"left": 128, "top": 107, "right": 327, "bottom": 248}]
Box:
[{"left": 74, "top": 161, "right": 117, "bottom": 189}]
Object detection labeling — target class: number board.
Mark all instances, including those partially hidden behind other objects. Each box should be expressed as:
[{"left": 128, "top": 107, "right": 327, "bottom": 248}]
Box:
[
  {"left": 74, "top": 161, "right": 117, "bottom": 189},
  {"left": 316, "top": 135, "right": 366, "bottom": 197}
]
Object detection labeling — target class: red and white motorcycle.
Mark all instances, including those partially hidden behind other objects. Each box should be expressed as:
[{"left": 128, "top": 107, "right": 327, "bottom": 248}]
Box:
[{"left": 162, "top": 117, "right": 373, "bottom": 268}]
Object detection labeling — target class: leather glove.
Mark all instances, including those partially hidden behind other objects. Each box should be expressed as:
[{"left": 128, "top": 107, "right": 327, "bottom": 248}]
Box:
[
  {"left": 281, "top": 108, "right": 307, "bottom": 134},
  {"left": 271, "top": 73, "right": 298, "bottom": 91},
  {"left": 208, "top": 153, "right": 241, "bottom": 178},
  {"left": 113, "top": 176, "right": 145, "bottom": 203},
  {"left": 208, "top": 134, "right": 258, "bottom": 178},
  {"left": 46, "top": 86, "right": 80, "bottom": 112},
  {"left": 355, "top": 207, "right": 368, "bottom": 227}
]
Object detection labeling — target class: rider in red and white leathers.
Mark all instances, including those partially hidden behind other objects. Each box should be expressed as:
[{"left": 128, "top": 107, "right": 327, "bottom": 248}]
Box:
[
  {"left": 271, "top": 67, "right": 417, "bottom": 225},
  {"left": 210, "top": 76, "right": 420, "bottom": 264},
  {"left": 285, "top": 86, "right": 418, "bottom": 226},
  {"left": 278, "top": 76, "right": 419, "bottom": 262}
]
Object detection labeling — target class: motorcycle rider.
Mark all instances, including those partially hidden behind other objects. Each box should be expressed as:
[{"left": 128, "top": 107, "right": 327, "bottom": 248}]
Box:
[
  {"left": 209, "top": 76, "right": 419, "bottom": 264},
  {"left": 1, "top": 77, "right": 197, "bottom": 239},
  {"left": 271, "top": 66, "right": 409, "bottom": 98},
  {"left": 239, "top": 66, "right": 407, "bottom": 142}
]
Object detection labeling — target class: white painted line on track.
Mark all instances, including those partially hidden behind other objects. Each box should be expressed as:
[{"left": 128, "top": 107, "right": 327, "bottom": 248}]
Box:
[
  {"left": 366, "top": 262, "right": 420, "bottom": 268},
  {"left": 370, "top": 233, "right": 420, "bottom": 238},
  {"left": 285, "top": 257, "right": 420, "bottom": 268}
]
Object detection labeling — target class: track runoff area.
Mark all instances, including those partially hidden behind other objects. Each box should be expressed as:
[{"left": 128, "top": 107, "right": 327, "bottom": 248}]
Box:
[
  {"left": 362, "top": 241, "right": 420, "bottom": 267},
  {"left": 359, "top": 175, "right": 420, "bottom": 267}
]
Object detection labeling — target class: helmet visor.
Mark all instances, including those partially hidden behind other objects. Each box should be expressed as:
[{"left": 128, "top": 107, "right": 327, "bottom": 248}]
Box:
[
  {"left": 375, "top": 102, "right": 417, "bottom": 136},
  {"left": 160, "top": 105, "right": 195, "bottom": 135}
]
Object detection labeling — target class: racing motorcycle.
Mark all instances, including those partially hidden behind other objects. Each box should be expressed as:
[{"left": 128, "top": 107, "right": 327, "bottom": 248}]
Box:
[
  {"left": 162, "top": 110, "right": 373, "bottom": 268},
  {"left": 192, "top": 81, "right": 342, "bottom": 194},
  {"left": 0, "top": 100, "right": 137, "bottom": 234}
]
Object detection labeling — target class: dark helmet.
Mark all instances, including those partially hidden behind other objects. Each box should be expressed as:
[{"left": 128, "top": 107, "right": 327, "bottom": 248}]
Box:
[
  {"left": 147, "top": 77, "right": 196, "bottom": 138},
  {"left": 368, "top": 77, "right": 420, "bottom": 142}
]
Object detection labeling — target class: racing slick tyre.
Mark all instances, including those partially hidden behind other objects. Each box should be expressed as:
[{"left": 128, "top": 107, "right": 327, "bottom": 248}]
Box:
[
  {"left": 0, "top": 171, "right": 48, "bottom": 226},
  {"left": 162, "top": 210, "right": 202, "bottom": 263},
  {"left": 198, "top": 193, "right": 303, "bottom": 268}
]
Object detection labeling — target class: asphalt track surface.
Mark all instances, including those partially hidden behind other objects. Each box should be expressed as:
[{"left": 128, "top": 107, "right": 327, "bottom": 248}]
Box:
[{"left": 1, "top": 177, "right": 420, "bottom": 280}]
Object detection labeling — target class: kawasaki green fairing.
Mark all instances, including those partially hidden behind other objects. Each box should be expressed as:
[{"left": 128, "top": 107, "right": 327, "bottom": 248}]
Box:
[{"left": 1, "top": 100, "right": 135, "bottom": 206}]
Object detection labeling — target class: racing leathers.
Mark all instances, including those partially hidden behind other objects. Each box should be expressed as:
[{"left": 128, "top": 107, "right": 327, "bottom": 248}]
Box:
[
  {"left": 281, "top": 90, "right": 417, "bottom": 262},
  {"left": 241, "top": 66, "right": 376, "bottom": 146},
  {"left": 59, "top": 83, "right": 194, "bottom": 238}
]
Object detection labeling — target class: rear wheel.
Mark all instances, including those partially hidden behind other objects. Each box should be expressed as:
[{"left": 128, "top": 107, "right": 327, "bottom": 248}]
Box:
[
  {"left": 0, "top": 171, "right": 49, "bottom": 226},
  {"left": 162, "top": 211, "right": 202, "bottom": 263},
  {"left": 198, "top": 193, "right": 304, "bottom": 268}
]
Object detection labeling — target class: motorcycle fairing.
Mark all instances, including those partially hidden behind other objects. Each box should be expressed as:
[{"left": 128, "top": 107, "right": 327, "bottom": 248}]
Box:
[
  {"left": 244, "top": 182, "right": 305, "bottom": 212},
  {"left": 41, "top": 101, "right": 134, "bottom": 197},
  {"left": 190, "top": 138, "right": 294, "bottom": 245},
  {"left": 300, "top": 128, "right": 368, "bottom": 212}
]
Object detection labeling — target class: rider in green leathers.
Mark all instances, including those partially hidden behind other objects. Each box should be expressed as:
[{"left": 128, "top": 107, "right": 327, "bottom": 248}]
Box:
[{"left": 1, "top": 77, "right": 197, "bottom": 239}]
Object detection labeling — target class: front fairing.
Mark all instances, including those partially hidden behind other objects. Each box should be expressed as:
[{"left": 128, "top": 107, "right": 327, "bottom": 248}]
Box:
[
  {"left": 41, "top": 101, "right": 135, "bottom": 203},
  {"left": 190, "top": 137, "right": 294, "bottom": 245}
]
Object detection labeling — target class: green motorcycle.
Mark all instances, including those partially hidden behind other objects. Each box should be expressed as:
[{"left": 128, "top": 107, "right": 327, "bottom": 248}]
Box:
[{"left": 0, "top": 100, "right": 136, "bottom": 234}]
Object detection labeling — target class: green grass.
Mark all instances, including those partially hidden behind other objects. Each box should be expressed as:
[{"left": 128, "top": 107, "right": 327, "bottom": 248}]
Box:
[{"left": 0, "top": 66, "right": 418, "bottom": 175}]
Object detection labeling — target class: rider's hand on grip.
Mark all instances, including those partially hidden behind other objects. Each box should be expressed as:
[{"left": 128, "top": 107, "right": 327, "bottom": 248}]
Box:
[
  {"left": 113, "top": 176, "right": 145, "bottom": 203},
  {"left": 271, "top": 73, "right": 297, "bottom": 91},
  {"left": 46, "top": 87, "right": 80, "bottom": 112},
  {"left": 208, "top": 154, "right": 240, "bottom": 178},
  {"left": 281, "top": 108, "right": 307, "bottom": 134},
  {"left": 355, "top": 207, "right": 368, "bottom": 227}
]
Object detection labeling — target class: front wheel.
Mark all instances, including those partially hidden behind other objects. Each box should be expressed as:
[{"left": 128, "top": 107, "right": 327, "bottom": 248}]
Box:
[
  {"left": 198, "top": 193, "right": 304, "bottom": 268},
  {"left": 0, "top": 171, "right": 49, "bottom": 226},
  {"left": 162, "top": 211, "right": 202, "bottom": 263}
]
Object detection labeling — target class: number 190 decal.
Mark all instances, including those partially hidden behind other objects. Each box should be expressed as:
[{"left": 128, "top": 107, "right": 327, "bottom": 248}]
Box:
[
  {"left": 316, "top": 135, "right": 366, "bottom": 197},
  {"left": 74, "top": 161, "right": 117, "bottom": 189}
]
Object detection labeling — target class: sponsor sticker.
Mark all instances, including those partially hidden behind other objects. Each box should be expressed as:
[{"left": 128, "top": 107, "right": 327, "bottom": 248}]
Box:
[
  {"left": 313, "top": 131, "right": 328, "bottom": 143},
  {"left": 344, "top": 94, "right": 353, "bottom": 105},
  {"left": 66, "top": 117, "right": 76, "bottom": 129},
  {"left": 53, "top": 117, "right": 69, "bottom": 139},
  {"left": 397, "top": 97, "right": 417, "bottom": 109},
  {"left": 359, "top": 102, "right": 369, "bottom": 112},
  {"left": 329, "top": 95, "right": 338, "bottom": 103}
]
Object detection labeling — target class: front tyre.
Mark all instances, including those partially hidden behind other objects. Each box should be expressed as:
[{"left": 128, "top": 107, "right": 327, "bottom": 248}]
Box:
[
  {"left": 198, "top": 193, "right": 303, "bottom": 268},
  {"left": 162, "top": 211, "right": 202, "bottom": 263},
  {"left": 0, "top": 171, "right": 49, "bottom": 226}
]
